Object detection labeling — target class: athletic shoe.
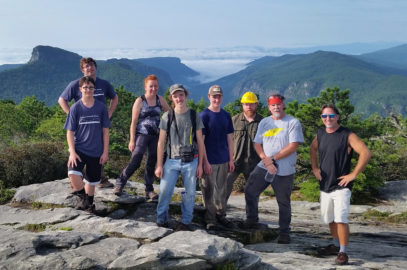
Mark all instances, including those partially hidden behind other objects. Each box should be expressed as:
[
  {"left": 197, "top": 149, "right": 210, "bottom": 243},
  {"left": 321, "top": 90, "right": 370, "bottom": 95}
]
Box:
[
  {"left": 335, "top": 252, "right": 349, "bottom": 265},
  {"left": 317, "top": 244, "right": 340, "bottom": 256}
]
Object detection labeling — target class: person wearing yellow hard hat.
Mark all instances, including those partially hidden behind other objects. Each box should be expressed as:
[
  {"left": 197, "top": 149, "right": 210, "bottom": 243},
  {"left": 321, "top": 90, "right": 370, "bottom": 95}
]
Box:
[{"left": 221, "top": 91, "right": 264, "bottom": 219}]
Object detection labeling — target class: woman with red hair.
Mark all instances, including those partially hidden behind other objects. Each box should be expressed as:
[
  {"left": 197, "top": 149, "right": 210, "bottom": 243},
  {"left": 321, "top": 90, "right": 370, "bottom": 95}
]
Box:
[{"left": 114, "top": 75, "right": 170, "bottom": 198}]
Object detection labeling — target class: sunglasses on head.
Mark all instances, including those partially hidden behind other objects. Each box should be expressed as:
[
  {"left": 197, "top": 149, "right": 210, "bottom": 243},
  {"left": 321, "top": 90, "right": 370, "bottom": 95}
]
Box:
[{"left": 321, "top": 114, "right": 336, "bottom": 119}]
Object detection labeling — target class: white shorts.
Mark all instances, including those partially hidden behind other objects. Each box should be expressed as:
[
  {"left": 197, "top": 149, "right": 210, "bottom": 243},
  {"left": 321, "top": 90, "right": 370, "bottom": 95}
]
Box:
[{"left": 320, "top": 188, "right": 351, "bottom": 224}]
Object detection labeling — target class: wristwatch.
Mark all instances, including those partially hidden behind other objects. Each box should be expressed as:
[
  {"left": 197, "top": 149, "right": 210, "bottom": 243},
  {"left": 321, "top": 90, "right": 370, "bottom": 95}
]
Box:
[{"left": 271, "top": 157, "right": 276, "bottom": 165}]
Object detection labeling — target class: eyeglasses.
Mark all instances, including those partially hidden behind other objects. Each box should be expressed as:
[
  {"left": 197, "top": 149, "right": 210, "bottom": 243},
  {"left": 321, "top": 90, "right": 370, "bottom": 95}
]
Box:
[
  {"left": 321, "top": 114, "right": 336, "bottom": 119},
  {"left": 82, "top": 86, "right": 95, "bottom": 90}
]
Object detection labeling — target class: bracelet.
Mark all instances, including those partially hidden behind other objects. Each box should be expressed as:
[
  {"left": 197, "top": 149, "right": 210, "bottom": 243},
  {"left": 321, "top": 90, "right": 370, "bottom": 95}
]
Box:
[{"left": 271, "top": 157, "right": 276, "bottom": 164}]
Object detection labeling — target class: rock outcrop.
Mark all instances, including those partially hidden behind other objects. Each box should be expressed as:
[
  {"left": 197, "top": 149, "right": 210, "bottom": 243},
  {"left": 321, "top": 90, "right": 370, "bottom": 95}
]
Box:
[{"left": 1, "top": 178, "right": 406, "bottom": 269}]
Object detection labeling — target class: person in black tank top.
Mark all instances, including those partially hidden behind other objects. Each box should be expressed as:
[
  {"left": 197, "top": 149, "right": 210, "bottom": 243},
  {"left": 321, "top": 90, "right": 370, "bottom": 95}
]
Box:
[
  {"left": 310, "top": 104, "right": 371, "bottom": 265},
  {"left": 114, "top": 75, "right": 170, "bottom": 198}
]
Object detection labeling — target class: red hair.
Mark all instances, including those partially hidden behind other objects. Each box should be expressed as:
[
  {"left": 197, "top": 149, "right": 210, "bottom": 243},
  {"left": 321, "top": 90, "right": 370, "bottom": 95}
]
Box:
[{"left": 144, "top": 74, "right": 159, "bottom": 87}]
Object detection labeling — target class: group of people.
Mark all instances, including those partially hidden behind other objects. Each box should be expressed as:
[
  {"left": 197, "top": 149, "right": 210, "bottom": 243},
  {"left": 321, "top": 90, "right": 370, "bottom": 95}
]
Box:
[{"left": 60, "top": 57, "right": 371, "bottom": 266}]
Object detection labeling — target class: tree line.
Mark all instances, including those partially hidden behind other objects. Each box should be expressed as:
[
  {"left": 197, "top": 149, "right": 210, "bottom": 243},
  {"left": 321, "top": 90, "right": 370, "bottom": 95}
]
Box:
[{"left": 1, "top": 86, "right": 406, "bottom": 203}]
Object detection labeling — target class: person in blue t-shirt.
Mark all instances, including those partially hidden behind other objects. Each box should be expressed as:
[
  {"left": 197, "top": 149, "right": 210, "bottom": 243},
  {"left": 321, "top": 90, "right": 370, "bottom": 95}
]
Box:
[
  {"left": 64, "top": 76, "right": 111, "bottom": 213},
  {"left": 200, "top": 85, "right": 235, "bottom": 230},
  {"left": 59, "top": 57, "right": 118, "bottom": 188}
]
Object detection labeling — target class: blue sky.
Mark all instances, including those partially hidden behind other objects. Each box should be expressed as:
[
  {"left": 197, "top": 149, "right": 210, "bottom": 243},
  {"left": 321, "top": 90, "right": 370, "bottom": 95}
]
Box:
[
  {"left": 1, "top": 0, "right": 406, "bottom": 50},
  {"left": 1, "top": 0, "right": 407, "bottom": 80}
]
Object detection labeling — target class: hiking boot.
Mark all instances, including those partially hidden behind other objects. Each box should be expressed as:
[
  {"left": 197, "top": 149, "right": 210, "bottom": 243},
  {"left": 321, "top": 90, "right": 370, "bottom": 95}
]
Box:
[
  {"left": 317, "top": 244, "right": 340, "bottom": 256},
  {"left": 75, "top": 194, "right": 90, "bottom": 210},
  {"left": 240, "top": 219, "right": 259, "bottom": 229},
  {"left": 175, "top": 222, "right": 191, "bottom": 231},
  {"left": 277, "top": 234, "right": 291, "bottom": 244},
  {"left": 113, "top": 186, "right": 123, "bottom": 196},
  {"left": 85, "top": 204, "right": 96, "bottom": 214},
  {"left": 335, "top": 252, "right": 349, "bottom": 265},
  {"left": 146, "top": 191, "right": 159, "bottom": 200},
  {"left": 216, "top": 216, "right": 235, "bottom": 229},
  {"left": 98, "top": 178, "right": 114, "bottom": 188}
]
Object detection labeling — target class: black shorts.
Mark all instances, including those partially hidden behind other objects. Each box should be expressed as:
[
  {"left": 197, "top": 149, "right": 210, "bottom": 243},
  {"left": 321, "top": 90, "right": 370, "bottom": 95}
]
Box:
[{"left": 68, "top": 151, "right": 102, "bottom": 185}]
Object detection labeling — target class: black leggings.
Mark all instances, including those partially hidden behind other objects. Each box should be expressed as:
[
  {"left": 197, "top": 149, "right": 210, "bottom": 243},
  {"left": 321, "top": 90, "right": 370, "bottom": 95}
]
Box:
[{"left": 116, "top": 134, "right": 158, "bottom": 192}]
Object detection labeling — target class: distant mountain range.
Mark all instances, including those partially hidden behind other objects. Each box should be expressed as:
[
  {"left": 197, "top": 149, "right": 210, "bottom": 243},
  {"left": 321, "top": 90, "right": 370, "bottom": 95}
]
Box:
[
  {"left": 0, "top": 44, "right": 407, "bottom": 115},
  {"left": 0, "top": 46, "right": 199, "bottom": 106},
  {"left": 192, "top": 48, "right": 407, "bottom": 115}
]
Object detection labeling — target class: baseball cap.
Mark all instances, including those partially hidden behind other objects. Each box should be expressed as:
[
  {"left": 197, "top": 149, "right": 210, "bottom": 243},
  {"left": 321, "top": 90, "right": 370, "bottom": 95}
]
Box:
[
  {"left": 208, "top": 85, "right": 223, "bottom": 96},
  {"left": 169, "top": 84, "right": 187, "bottom": 95}
]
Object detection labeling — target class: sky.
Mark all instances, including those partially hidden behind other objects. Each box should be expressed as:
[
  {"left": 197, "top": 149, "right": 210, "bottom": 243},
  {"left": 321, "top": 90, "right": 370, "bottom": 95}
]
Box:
[{"left": 1, "top": 0, "right": 407, "bottom": 80}]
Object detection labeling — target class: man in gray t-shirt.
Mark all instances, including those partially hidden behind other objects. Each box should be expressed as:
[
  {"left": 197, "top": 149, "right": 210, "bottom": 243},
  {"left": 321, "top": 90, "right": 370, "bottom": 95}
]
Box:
[
  {"left": 155, "top": 84, "right": 205, "bottom": 231},
  {"left": 159, "top": 109, "right": 204, "bottom": 158},
  {"left": 243, "top": 93, "right": 304, "bottom": 245}
]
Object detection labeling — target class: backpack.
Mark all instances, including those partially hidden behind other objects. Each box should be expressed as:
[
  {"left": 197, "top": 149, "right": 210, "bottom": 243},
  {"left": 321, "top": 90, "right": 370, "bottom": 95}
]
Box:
[{"left": 165, "top": 109, "right": 197, "bottom": 160}]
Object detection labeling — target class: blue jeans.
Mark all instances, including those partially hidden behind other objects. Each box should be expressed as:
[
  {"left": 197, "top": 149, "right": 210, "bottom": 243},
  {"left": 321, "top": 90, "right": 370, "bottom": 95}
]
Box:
[{"left": 156, "top": 157, "right": 198, "bottom": 225}]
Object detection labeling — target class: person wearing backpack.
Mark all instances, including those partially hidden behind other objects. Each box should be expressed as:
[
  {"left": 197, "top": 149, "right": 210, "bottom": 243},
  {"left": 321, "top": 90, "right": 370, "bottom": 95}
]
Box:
[
  {"left": 155, "top": 84, "right": 205, "bottom": 231},
  {"left": 114, "top": 75, "right": 170, "bottom": 198}
]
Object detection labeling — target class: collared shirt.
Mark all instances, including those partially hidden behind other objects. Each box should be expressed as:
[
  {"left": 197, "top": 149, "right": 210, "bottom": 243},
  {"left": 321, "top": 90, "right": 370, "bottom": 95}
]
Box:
[{"left": 232, "top": 112, "right": 263, "bottom": 167}]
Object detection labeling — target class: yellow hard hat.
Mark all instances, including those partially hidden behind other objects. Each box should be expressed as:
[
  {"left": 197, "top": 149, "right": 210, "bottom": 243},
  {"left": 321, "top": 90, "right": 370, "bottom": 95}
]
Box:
[{"left": 240, "top": 92, "right": 258, "bottom": 103}]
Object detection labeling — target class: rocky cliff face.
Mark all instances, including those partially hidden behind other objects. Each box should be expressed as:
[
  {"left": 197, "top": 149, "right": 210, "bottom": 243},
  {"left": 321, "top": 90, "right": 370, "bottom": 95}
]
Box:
[
  {"left": 1, "top": 179, "right": 406, "bottom": 269},
  {"left": 28, "top": 45, "right": 82, "bottom": 64}
]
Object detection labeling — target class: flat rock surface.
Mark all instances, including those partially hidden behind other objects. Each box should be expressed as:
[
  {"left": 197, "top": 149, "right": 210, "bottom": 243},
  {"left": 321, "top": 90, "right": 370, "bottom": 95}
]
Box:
[{"left": 0, "top": 178, "right": 405, "bottom": 269}]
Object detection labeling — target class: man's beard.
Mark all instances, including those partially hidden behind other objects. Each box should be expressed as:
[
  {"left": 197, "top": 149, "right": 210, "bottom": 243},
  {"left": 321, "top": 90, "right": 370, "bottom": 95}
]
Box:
[{"left": 272, "top": 111, "right": 281, "bottom": 119}]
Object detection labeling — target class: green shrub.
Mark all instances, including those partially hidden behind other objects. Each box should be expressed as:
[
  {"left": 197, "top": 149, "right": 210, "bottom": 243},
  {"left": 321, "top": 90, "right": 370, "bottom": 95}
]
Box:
[
  {"left": 20, "top": 223, "right": 46, "bottom": 232},
  {"left": 299, "top": 178, "right": 320, "bottom": 202},
  {"left": 104, "top": 151, "right": 131, "bottom": 179},
  {"left": 232, "top": 174, "right": 246, "bottom": 193},
  {"left": 59, "top": 227, "right": 73, "bottom": 231},
  {"left": 363, "top": 209, "right": 407, "bottom": 224},
  {"left": 0, "top": 186, "right": 15, "bottom": 204},
  {"left": 0, "top": 142, "right": 67, "bottom": 188}
]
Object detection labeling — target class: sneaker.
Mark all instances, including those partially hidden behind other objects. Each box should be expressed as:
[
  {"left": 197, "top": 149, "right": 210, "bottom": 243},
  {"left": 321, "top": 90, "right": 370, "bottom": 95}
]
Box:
[
  {"left": 146, "top": 191, "right": 159, "bottom": 200},
  {"left": 277, "top": 234, "right": 291, "bottom": 244},
  {"left": 317, "top": 244, "right": 340, "bottom": 256},
  {"left": 216, "top": 216, "right": 235, "bottom": 229},
  {"left": 156, "top": 222, "right": 169, "bottom": 228},
  {"left": 335, "top": 252, "right": 349, "bottom": 265},
  {"left": 240, "top": 219, "right": 259, "bottom": 229},
  {"left": 98, "top": 178, "right": 114, "bottom": 188},
  {"left": 175, "top": 222, "right": 191, "bottom": 231},
  {"left": 113, "top": 186, "right": 123, "bottom": 196}
]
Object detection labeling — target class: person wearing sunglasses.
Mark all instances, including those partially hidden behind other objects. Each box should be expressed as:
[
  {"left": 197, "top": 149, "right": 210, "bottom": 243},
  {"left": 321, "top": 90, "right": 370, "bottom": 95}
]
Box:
[
  {"left": 243, "top": 93, "right": 304, "bottom": 245},
  {"left": 310, "top": 104, "right": 371, "bottom": 265}
]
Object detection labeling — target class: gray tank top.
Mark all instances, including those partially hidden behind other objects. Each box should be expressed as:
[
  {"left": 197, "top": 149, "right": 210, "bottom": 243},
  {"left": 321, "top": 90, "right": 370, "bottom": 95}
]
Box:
[{"left": 136, "top": 95, "right": 162, "bottom": 136}]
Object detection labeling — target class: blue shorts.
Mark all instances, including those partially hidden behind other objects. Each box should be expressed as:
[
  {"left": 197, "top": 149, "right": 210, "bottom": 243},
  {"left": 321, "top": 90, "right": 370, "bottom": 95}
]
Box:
[{"left": 68, "top": 151, "right": 102, "bottom": 185}]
